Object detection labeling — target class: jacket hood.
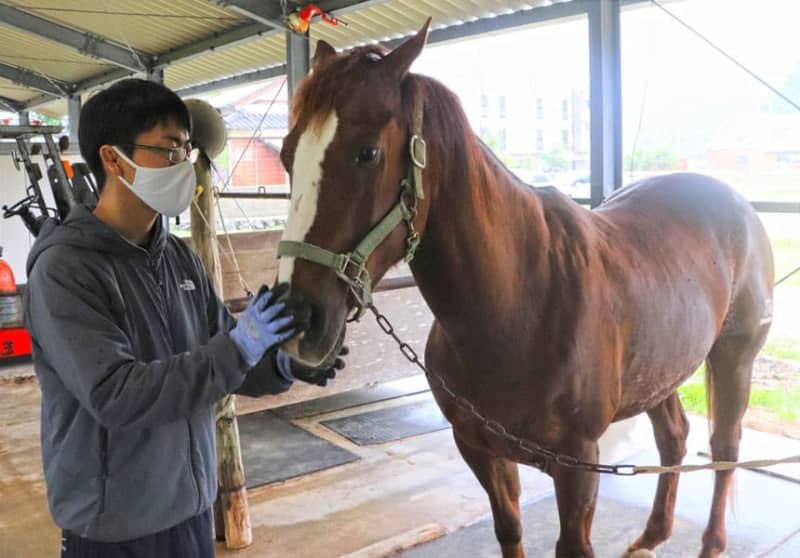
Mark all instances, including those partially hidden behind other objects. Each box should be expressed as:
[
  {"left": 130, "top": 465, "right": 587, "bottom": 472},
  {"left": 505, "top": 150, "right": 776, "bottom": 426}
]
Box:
[{"left": 26, "top": 205, "right": 166, "bottom": 276}]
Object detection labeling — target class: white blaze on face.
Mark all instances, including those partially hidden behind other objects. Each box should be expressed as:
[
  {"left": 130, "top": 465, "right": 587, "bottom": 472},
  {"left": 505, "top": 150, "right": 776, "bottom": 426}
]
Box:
[{"left": 279, "top": 111, "right": 339, "bottom": 284}]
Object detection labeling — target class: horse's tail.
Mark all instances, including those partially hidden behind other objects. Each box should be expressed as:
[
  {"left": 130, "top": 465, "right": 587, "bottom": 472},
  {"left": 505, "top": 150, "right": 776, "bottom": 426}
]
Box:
[{"left": 703, "top": 359, "right": 739, "bottom": 515}]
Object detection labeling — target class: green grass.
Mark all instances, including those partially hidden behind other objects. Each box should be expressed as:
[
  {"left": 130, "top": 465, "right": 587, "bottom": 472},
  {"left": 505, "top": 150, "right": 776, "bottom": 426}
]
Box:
[
  {"left": 772, "top": 237, "right": 800, "bottom": 288},
  {"left": 677, "top": 368, "right": 800, "bottom": 422},
  {"left": 762, "top": 335, "right": 800, "bottom": 362}
]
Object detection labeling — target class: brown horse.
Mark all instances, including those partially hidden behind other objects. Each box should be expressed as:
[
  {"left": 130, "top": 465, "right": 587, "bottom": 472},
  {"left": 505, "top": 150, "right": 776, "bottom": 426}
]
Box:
[{"left": 277, "top": 21, "right": 774, "bottom": 558}]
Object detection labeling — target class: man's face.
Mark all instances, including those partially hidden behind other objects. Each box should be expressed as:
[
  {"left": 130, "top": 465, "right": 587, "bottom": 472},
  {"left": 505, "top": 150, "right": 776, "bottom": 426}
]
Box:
[{"left": 127, "top": 120, "right": 191, "bottom": 170}]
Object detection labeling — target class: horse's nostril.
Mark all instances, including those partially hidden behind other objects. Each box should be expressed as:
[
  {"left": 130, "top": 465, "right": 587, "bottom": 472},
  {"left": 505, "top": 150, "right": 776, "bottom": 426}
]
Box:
[{"left": 306, "top": 300, "right": 322, "bottom": 332}]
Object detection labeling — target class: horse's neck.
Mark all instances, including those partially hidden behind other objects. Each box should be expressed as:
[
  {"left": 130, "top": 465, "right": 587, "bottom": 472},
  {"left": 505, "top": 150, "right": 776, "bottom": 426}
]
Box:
[{"left": 411, "top": 140, "right": 557, "bottom": 334}]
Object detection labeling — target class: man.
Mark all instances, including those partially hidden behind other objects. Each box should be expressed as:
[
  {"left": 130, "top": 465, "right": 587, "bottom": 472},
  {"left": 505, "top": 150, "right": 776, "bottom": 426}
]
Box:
[{"left": 24, "top": 78, "right": 340, "bottom": 558}]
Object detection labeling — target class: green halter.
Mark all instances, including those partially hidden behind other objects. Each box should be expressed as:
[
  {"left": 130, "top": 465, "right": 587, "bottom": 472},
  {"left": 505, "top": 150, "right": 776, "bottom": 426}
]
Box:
[{"left": 277, "top": 97, "right": 426, "bottom": 319}]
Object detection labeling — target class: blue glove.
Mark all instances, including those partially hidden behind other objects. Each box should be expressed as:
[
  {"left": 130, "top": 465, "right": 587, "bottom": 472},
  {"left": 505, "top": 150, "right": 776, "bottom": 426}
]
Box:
[{"left": 230, "top": 285, "right": 298, "bottom": 367}]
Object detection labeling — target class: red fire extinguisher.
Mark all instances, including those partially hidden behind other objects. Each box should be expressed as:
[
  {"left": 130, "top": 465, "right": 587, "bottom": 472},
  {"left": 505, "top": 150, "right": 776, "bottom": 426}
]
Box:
[
  {"left": 0, "top": 247, "right": 32, "bottom": 358},
  {"left": 287, "top": 4, "right": 347, "bottom": 34}
]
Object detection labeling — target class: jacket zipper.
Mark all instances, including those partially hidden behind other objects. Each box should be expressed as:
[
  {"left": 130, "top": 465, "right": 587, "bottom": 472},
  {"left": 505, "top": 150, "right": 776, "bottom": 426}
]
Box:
[
  {"left": 152, "top": 254, "right": 200, "bottom": 512},
  {"left": 98, "top": 427, "right": 108, "bottom": 514},
  {"left": 149, "top": 256, "right": 175, "bottom": 348},
  {"left": 144, "top": 242, "right": 201, "bottom": 511},
  {"left": 186, "top": 419, "right": 201, "bottom": 513}
]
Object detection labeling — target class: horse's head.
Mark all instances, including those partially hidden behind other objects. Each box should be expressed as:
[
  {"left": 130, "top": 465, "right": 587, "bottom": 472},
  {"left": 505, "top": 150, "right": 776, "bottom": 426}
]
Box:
[{"left": 278, "top": 20, "right": 432, "bottom": 366}]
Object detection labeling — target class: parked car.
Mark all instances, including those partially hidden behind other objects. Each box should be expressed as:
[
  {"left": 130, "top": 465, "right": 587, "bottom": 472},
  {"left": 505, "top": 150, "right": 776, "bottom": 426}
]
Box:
[{"left": 530, "top": 174, "right": 556, "bottom": 188}]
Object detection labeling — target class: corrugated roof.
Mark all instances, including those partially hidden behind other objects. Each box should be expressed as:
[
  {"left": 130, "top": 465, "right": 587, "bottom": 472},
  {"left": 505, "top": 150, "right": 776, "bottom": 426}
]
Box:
[
  {"left": 7, "top": 0, "right": 247, "bottom": 55},
  {"left": 0, "top": 77, "right": 39, "bottom": 104},
  {"left": 311, "top": 0, "right": 554, "bottom": 47},
  {"left": 165, "top": 35, "right": 287, "bottom": 91},
  {"left": 223, "top": 109, "right": 288, "bottom": 132},
  {"left": 0, "top": 0, "right": 579, "bottom": 117}
]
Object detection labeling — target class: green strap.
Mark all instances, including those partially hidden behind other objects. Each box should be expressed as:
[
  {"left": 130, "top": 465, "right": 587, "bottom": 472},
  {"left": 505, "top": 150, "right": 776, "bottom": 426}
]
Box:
[
  {"left": 352, "top": 199, "right": 410, "bottom": 263},
  {"left": 277, "top": 240, "right": 347, "bottom": 271}
]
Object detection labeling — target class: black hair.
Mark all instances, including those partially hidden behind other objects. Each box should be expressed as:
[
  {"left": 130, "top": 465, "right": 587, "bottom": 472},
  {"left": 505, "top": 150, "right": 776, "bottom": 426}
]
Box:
[{"left": 78, "top": 78, "right": 191, "bottom": 189}]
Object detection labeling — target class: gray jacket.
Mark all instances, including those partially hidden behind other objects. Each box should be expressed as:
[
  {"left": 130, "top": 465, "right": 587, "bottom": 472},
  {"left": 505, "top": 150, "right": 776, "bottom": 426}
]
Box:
[{"left": 24, "top": 205, "right": 291, "bottom": 542}]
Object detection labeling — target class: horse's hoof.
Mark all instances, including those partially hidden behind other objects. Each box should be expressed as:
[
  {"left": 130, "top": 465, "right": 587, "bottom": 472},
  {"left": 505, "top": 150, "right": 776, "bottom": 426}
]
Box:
[{"left": 626, "top": 550, "right": 657, "bottom": 558}]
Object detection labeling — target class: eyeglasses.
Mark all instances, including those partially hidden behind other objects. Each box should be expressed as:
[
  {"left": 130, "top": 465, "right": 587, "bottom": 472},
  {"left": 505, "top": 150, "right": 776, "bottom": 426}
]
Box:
[{"left": 121, "top": 143, "right": 199, "bottom": 164}]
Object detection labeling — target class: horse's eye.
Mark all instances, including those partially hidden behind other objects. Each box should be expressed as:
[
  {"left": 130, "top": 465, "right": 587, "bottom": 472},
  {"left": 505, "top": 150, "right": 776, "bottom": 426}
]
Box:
[{"left": 355, "top": 147, "right": 381, "bottom": 167}]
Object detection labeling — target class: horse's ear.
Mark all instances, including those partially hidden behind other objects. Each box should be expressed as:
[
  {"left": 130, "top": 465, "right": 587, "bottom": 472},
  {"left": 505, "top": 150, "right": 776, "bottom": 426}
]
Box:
[
  {"left": 382, "top": 18, "right": 431, "bottom": 79},
  {"left": 312, "top": 40, "right": 337, "bottom": 70}
]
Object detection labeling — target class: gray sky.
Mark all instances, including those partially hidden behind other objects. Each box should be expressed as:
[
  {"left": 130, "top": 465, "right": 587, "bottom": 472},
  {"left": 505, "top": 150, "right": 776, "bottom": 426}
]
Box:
[{"left": 410, "top": 0, "right": 800, "bottom": 157}]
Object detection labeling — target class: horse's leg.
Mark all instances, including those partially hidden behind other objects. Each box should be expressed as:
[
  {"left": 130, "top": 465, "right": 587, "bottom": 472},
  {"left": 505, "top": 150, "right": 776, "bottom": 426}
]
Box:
[
  {"left": 627, "top": 392, "right": 689, "bottom": 555},
  {"left": 551, "top": 440, "right": 599, "bottom": 558},
  {"left": 700, "top": 330, "right": 766, "bottom": 558},
  {"left": 453, "top": 431, "right": 525, "bottom": 558}
]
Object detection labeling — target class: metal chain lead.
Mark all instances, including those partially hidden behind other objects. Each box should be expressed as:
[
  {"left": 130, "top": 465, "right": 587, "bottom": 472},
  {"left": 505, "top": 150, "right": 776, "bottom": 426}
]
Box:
[
  {"left": 367, "top": 304, "right": 637, "bottom": 476},
  {"left": 367, "top": 304, "right": 800, "bottom": 477}
]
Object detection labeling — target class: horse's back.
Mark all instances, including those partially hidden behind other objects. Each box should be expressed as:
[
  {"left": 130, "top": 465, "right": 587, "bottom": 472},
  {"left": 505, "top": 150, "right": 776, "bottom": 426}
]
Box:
[
  {"left": 599, "top": 173, "right": 751, "bottom": 222},
  {"left": 586, "top": 173, "right": 773, "bottom": 415},
  {"left": 596, "top": 173, "right": 771, "bottom": 274}
]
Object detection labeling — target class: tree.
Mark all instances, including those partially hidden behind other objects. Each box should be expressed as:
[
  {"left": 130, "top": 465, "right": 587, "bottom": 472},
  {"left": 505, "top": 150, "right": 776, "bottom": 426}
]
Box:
[
  {"left": 626, "top": 146, "right": 679, "bottom": 171},
  {"left": 541, "top": 145, "right": 570, "bottom": 172}
]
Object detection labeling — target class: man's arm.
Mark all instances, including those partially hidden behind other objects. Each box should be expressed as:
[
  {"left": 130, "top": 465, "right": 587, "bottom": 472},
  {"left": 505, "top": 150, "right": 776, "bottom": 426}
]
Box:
[
  {"left": 196, "top": 257, "right": 295, "bottom": 397},
  {"left": 26, "top": 250, "right": 250, "bottom": 432}
]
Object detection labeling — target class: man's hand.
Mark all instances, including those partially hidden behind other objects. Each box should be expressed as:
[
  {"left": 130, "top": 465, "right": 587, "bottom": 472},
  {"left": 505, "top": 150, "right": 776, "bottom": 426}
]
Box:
[
  {"left": 277, "top": 346, "right": 349, "bottom": 387},
  {"left": 229, "top": 284, "right": 298, "bottom": 367}
]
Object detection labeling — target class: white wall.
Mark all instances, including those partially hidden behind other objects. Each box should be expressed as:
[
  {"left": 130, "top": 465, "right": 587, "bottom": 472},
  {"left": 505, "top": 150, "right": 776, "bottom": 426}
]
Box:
[{"left": 0, "top": 151, "right": 85, "bottom": 283}]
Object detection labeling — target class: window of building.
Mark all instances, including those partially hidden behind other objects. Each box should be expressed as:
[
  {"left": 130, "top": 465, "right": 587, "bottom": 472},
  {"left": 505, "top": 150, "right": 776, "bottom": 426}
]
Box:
[
  {"left": 481, "top": 94, "right": 489, "bottom": 117},
  {"left": 536, "top": 129, "right": 544, "bottom": 151},
  {"left": 536, "top": 98, "right": 544, "bottom": 120},
  {"left": 562, "top": 99, "right": 570, "bottom": 120},
  {"left": 499, "top": 96, "right": 506, "bottom": 118}
]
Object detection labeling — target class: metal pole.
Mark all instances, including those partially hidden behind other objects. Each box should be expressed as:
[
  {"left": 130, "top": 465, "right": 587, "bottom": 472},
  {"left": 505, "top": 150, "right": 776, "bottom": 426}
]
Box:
[
  {"left": 286, "top": 30, "right": 310, "bottom": 98},
  {"left": 588, "top": 0, "right": 623, "bottom": 208},
  {"left": 67, "top": 95, "right": 81, "bottom": 148}
]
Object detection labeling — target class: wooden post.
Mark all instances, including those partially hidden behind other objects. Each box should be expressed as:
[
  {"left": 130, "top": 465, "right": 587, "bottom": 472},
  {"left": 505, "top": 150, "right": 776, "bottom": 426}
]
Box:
[{"left": 191, "top": 153, "right": 253, "bottom": 549}]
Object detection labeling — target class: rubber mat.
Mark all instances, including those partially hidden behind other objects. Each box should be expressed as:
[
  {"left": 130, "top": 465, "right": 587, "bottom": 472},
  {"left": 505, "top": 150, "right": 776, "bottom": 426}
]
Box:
[
  {"left": 401, "top": 448, "right": 800, "bottom": 557},
  {"left": 321, "top": 397, "right": 451, "bottom": 445},
  {"left": 238, "top": 410, "right": 359, "bottom": 488},
  {"left": 272, "top": 375, "right": 430, "bottom": 420}
]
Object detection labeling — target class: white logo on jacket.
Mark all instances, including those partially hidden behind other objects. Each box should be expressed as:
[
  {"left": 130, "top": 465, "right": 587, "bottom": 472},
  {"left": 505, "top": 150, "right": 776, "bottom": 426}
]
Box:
[{"left": 179, "top": 279, "right": 196, "bottom": 291}]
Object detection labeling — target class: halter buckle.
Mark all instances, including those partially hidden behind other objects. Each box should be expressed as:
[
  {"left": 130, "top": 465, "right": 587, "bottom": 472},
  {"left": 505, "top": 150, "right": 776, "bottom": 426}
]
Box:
[
  {"left": 335, "top": 254, "right": 372, "bottom": 309},
  {"left": 409, "top": 135, "right": 427, "bottom": 169}
]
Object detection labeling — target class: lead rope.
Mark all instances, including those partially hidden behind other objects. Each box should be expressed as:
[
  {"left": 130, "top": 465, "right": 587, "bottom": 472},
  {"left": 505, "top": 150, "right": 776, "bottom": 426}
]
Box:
[
  {"left": 368, "top": 303, "right": 800, "bottom": 476},
  {"left": 191, "top": 193, "right": 253, "bottom": 298}
]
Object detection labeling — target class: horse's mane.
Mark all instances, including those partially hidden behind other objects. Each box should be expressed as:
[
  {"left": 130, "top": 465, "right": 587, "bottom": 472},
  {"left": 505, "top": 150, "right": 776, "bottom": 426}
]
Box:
[
  {"left": 401, "top": 74, "right": 499, "bottom": 195},
  {"left": 291, "top": 45, "right": 389, "bottom": 129}
]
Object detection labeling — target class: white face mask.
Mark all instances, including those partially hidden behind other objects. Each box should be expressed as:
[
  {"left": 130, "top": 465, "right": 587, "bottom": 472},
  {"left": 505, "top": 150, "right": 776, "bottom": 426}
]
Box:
[{"left": 112, "top": 146, "right": 197, "bottom": 217}]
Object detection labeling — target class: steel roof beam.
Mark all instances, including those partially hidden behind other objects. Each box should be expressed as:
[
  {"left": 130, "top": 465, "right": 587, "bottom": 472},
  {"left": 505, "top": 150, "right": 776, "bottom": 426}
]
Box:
[
  {"left": 156, "top": 0, "right": 389, "bottom": 69},
  {"left": 0, "top": 94, "right": 23, "bottom": 112},
  {"left": 0, "top": 3, "right": 152, "bottom": 71},
  {"left": 175, "top": 64, "right": 286, "bottom": 97},
  {"left": 316, "top": 0, "right": 393, "bottom": 15},
  {"left": 23, "top": 92, "right": 62, "bottom": 109},
  {"left": 0, "top": 62, "right": 71, "bottom": 96},
  {"left": 154, "top": 22, "right": 274, "bottom": 69},
  {"left": 211, "top": 1, "right": 286, "bottom": 30}
]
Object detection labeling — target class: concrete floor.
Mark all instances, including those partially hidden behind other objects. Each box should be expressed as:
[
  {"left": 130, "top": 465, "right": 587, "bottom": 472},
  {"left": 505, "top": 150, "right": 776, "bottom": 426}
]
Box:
[{"left": 1, "top": 369, "right": 799, "bottom": 558}]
